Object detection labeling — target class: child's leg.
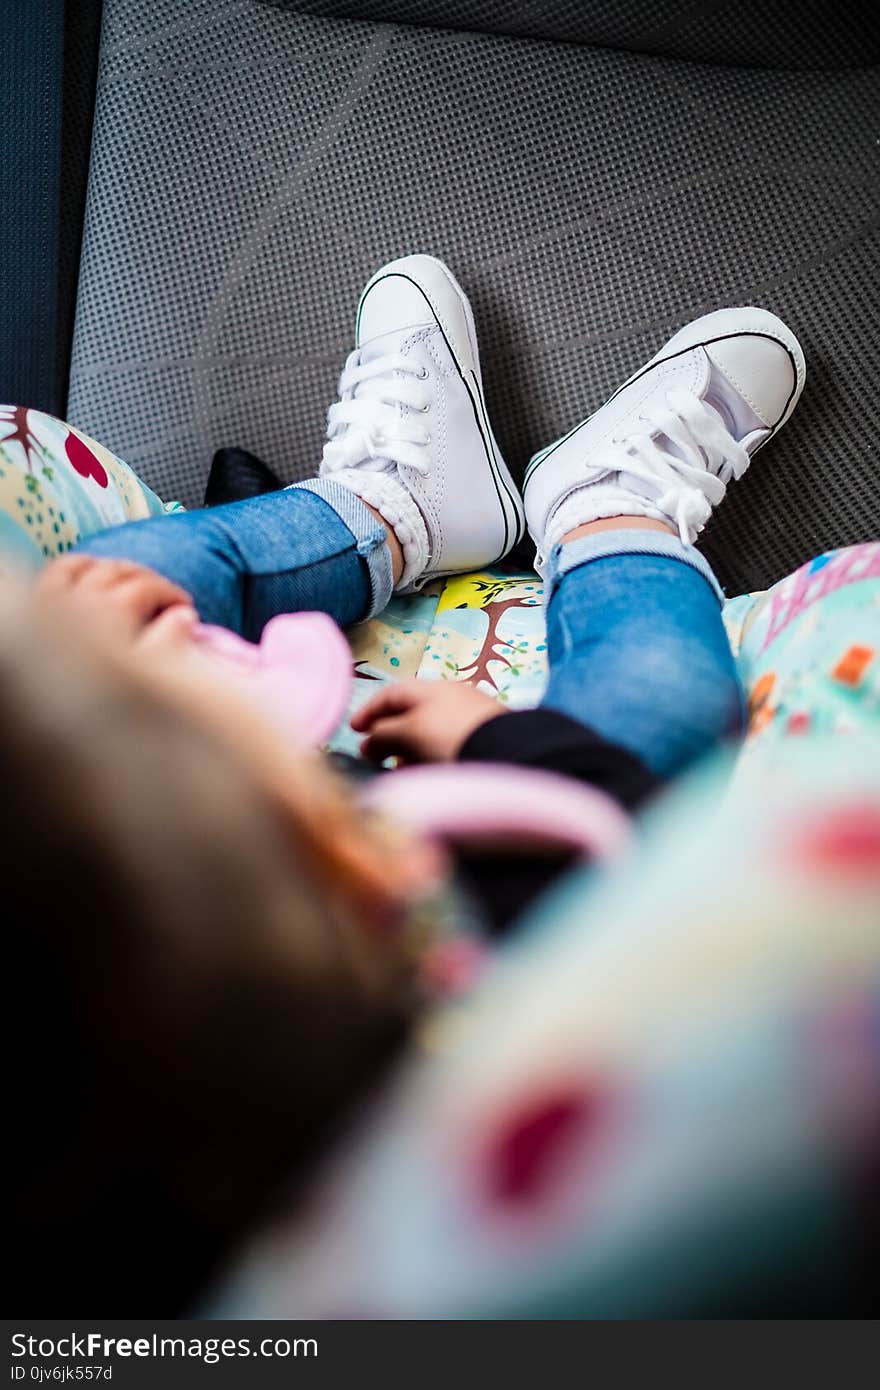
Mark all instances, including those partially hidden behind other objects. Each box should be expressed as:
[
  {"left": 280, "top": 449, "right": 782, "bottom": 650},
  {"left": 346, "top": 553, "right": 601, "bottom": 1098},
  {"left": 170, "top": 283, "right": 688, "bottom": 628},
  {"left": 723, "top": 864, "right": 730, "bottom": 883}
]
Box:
[
  {"left": 540, "top": 521, "right": 744, "bottom": 778},
  {"left": 523, "top": 307, "right": 806, "bottom": 780},
  {"left": 74, "top": 480, "right": 399, "bottom": 640},
  {"left": 71, "top": 250, "right": 537, "bottom": 640}
]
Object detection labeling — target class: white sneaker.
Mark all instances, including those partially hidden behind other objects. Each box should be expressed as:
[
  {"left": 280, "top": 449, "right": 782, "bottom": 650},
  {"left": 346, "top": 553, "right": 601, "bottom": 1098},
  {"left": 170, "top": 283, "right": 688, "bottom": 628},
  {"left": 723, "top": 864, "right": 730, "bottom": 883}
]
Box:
[
  {"left": 320, "top": 254, "right": 525, "bottom": 589},
  {"left": 523, "top": 307, "right": 806, "bottom": 572}
]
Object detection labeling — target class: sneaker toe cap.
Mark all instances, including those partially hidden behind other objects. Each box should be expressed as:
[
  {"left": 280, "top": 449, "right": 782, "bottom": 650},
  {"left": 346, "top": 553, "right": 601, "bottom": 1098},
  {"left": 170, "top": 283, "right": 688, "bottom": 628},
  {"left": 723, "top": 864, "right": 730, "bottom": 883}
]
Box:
[
  {"left": 357, "top": 270, "right": 435, "bottom": 345},
  {"left": 706, "top": 331, "right": 802, "bottom": 429}
]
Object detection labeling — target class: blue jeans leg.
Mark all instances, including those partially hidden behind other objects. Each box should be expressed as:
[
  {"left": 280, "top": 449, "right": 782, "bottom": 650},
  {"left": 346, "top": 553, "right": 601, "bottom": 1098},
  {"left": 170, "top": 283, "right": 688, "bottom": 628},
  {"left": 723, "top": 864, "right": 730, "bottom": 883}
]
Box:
[
  {"left": 541, "top": 531, "right": 745, "bottom": 778},
  {"left": 73, "top": 479, "right": 392, "bottom": 640}
]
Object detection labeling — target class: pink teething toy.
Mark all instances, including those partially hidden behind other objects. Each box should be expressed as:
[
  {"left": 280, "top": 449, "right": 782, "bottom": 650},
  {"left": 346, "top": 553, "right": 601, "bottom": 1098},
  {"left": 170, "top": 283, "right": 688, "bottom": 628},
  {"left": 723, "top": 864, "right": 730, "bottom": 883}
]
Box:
[{"left": 192, "top": 612, "right": 353, "bottom": 748}]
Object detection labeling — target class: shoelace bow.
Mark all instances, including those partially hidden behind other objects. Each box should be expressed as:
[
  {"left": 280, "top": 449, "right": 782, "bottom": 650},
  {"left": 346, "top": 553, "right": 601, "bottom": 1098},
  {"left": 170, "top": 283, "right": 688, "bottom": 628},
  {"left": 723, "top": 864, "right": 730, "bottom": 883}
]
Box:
[
  {"left": 594, "top": 387, "right": 750, "bottom": 543},
  {"left": 321, "top": 350, "right": 432, "bottom": 478}
]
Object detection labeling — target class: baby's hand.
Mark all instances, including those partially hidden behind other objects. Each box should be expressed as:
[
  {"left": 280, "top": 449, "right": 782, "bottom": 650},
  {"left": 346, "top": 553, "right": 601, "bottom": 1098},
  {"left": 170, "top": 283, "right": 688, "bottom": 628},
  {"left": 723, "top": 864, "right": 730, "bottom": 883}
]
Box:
[
  {"left": 34, "top": 555, "right": 195, "bottom": 643},
  {"left": 351, "top": 678, "right": 507, "bottom": 765}
]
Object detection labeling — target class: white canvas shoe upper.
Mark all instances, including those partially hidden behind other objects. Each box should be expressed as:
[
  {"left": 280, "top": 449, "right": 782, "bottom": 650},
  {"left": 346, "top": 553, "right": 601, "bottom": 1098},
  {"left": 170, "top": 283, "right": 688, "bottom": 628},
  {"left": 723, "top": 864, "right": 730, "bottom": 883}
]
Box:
[
  {"left": 523, "top": 307, "right": 806, "bottom": 572},
  {"left": 321, "top": 254, "right": 525, "bottom": 589}
]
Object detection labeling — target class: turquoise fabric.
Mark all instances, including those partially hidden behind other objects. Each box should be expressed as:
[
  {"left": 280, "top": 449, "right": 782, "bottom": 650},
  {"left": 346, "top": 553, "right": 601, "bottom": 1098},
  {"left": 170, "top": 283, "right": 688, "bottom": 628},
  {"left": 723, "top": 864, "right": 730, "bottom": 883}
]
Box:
[
  {"left": 0, "top": 404, "right": 178, "bottom": 574},
  {"left": 209, "top": 737, "right": 880, "bottom": 1317}
]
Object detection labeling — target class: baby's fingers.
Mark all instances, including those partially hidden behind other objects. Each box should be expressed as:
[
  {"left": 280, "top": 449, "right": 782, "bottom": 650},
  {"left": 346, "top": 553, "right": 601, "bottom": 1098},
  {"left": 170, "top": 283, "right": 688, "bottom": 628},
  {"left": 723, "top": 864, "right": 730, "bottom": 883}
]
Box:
[
  {"left": 34, "top": 553, "right": 99, "bottom": 596},
  {"left": 112, "top": 569, "right": 191, "bottom": 625},
  {"left": 359, "top": 715, "right": 422, "bottom": 766},
  {"left": 137, "top": 602, "right": 198, "bottom": 652},
  {"left": 351, "top": 679, "right": 424, "bottom": 732}
]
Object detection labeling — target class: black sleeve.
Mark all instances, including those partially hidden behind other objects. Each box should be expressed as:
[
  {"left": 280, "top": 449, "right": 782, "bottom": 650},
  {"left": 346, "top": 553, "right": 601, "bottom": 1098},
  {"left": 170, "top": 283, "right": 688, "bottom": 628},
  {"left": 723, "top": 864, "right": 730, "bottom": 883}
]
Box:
[
  {"left": 450, "top": 708, "right": 663, "bottom": 936},
  {"left": 457, "top": 706, "right": 663, "bottom": 813}
]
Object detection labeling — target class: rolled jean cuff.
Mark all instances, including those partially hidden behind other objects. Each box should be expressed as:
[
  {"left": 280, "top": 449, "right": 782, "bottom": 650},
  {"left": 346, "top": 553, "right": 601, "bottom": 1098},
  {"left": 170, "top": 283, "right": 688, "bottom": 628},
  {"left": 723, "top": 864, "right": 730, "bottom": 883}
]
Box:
[
  {"left": 545, "top": 530, "right": 725, "bottom": 605},
  {"left": 288, "top": 477, "right": 394, "bottom": 619}
]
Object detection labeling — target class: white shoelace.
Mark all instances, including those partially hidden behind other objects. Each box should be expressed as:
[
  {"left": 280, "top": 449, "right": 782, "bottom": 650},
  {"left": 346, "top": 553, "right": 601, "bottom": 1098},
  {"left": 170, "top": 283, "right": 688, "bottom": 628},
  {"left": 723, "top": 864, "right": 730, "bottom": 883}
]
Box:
[
  {"left": 321, "top": 350, "right": 432, "bottom": 477},
  {"left": 589, "top": 386, "right": 750, "bottom": 545}
]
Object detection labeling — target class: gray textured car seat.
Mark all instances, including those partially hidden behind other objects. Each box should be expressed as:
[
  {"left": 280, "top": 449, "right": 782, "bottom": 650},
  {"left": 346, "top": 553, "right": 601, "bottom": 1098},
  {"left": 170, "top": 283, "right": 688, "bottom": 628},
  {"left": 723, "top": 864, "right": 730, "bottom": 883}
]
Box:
[{"left": 66, "top": 0, "right": 880, "bottom": 594}]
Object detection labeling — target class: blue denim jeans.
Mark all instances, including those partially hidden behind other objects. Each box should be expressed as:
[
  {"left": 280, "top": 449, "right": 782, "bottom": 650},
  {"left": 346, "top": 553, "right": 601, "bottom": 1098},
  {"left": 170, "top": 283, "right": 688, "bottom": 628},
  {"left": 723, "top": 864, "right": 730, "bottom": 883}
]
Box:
[
  {"left": 76, "top": 486, "right": 743, "bottom": 778},
  {"left": 542, "top": 532, "right": 745, "bottom": 776},
  {"left": 77, "top": 479, "right": 392, "bottom": 637}
]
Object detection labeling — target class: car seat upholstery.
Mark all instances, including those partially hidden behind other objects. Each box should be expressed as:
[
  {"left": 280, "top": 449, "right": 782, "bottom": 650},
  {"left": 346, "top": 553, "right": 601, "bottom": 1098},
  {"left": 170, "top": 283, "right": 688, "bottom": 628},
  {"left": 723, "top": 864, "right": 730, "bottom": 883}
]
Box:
[{"left": 62, "top": 0, "right": 880, "bottom": 593}]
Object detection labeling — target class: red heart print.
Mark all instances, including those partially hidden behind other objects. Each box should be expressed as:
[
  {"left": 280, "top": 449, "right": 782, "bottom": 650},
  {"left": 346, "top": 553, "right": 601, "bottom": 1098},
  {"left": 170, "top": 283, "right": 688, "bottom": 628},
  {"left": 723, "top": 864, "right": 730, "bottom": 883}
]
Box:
[{"left": 65, "top": 431, "right": 109, "bottom": 488}]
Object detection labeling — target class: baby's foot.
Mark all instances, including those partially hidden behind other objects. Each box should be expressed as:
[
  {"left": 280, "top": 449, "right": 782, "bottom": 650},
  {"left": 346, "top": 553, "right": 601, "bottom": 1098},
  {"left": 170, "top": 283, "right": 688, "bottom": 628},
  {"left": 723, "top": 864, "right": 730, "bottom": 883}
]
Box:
[
  {"left": 320, "top": 254, "right": 524, "bottom": 589},
  {"left": 524, "top": 308, "right": 806, "bottom": 573}
]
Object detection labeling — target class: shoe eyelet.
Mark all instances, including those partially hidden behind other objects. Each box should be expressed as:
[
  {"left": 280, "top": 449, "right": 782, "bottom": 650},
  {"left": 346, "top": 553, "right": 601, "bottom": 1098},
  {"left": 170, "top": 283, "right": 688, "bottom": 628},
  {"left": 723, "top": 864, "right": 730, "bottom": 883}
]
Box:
[
  {"left": 418, "top": 367, "right": 429, "bottom": 380},
  {"left": 420, "top": 402, "right": 430, "bottom": 413}
]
